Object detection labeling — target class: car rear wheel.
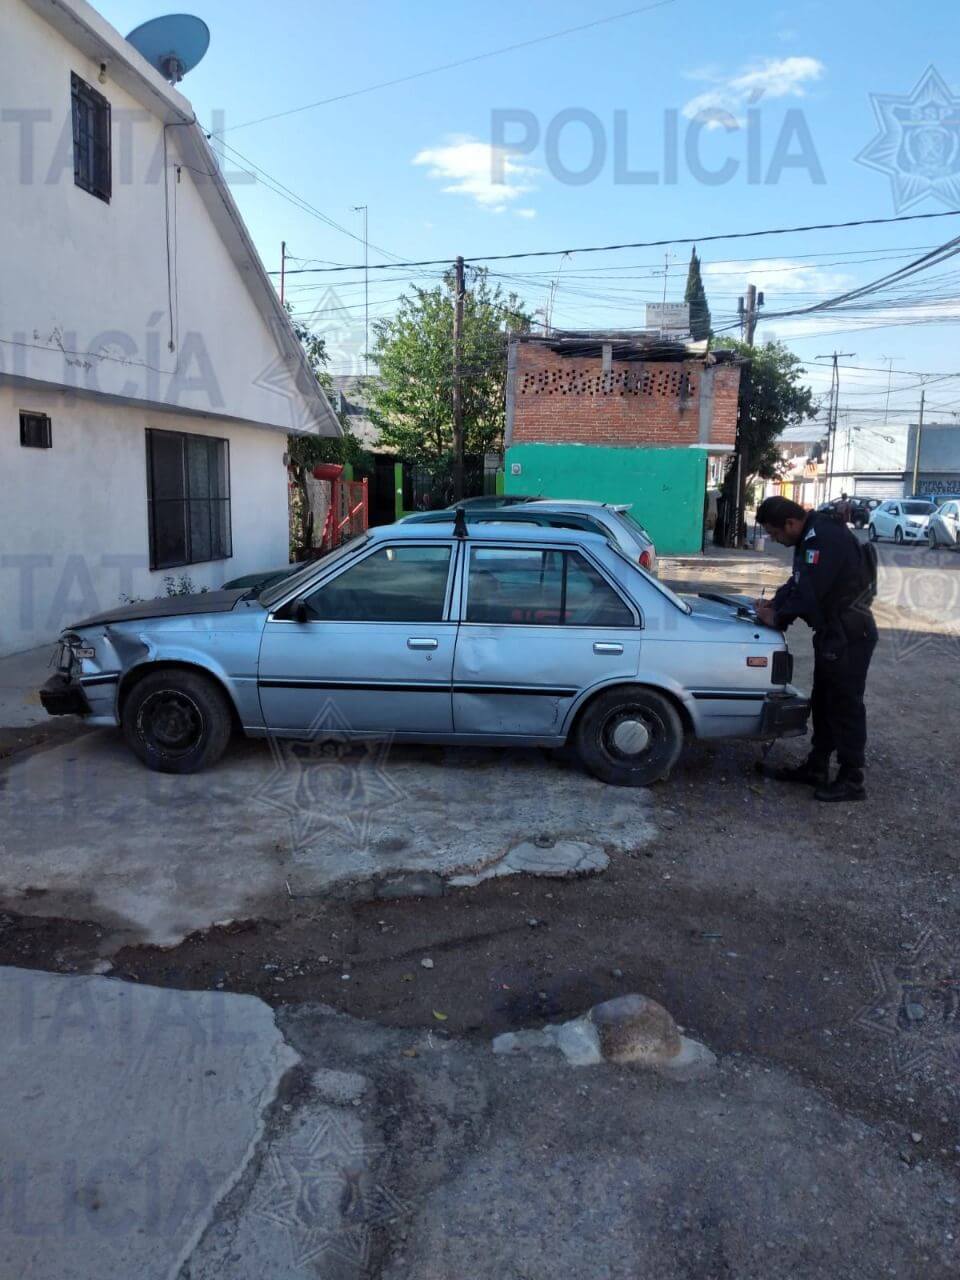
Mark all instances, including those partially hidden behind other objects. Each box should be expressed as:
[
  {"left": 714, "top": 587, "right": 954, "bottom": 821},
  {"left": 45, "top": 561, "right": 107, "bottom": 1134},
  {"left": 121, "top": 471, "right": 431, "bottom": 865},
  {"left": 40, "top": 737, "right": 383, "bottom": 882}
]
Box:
[
  {"left": 121, "top": 669, "right": 233, "bottom": 774},
  {"left": 894, "top": 526, "right": 904, "bottom": 545},
  {"left": 574, "top": 686, "right": 683, "bottom": 787}
]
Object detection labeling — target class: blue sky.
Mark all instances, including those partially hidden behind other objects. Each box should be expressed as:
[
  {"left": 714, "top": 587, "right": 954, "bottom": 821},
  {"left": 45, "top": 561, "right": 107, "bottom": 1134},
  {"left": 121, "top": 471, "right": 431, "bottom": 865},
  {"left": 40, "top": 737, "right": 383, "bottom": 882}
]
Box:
[{"left": 100, "top": 0, "right": 960, "bottom": 468}]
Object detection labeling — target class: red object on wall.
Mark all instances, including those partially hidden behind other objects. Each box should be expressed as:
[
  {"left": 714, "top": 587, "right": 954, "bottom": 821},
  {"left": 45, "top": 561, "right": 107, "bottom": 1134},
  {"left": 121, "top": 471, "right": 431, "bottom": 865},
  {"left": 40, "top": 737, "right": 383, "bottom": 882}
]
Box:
[
  {"left": 509, "top": 337, "right": 741, "bottom": 450},
  {"left": 312, "top": 462, "right": 344, "bottom": 482}
]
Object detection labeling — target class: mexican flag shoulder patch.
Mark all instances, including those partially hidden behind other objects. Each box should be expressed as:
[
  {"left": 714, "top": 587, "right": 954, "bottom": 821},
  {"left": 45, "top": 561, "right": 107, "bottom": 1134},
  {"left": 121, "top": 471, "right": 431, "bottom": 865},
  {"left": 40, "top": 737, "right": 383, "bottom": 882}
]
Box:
[{"left": 805, "top": 549, "right": 820, "bottom": 565}]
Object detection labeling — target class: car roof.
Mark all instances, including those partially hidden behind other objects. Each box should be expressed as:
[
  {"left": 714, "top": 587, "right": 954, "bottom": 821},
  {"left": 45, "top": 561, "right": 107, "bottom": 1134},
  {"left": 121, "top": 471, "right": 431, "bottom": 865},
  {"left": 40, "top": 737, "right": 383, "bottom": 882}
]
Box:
[
  {"left": 369, "top": 521, "right": 610, "bottom": 547},
  {"left": 520, "top": 499, "right": 627, "bottom": 512},
  {"left": 404, "top": 508, "right": 601, "bottom": 527}
]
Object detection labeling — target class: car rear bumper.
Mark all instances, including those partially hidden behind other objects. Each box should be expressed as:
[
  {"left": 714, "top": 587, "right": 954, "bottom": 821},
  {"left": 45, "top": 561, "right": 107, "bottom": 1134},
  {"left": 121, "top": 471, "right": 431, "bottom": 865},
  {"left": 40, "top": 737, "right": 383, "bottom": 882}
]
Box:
[
  {"left": 39, "top": 673, "right": 91, "bottom": 717},
  {"left": 758, "top": 687, "right": 810, "bottom": 738}
]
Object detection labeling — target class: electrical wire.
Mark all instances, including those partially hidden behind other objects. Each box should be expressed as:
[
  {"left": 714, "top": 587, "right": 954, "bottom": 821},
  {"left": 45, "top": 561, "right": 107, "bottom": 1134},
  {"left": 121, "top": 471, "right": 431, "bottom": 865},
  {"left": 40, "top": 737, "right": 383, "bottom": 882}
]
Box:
[
  {"left": 215, "top": 0, "right": 678, "bottom": 136},
  {"left": 269, "top": 208, "right": 960, "bottom": 276}
]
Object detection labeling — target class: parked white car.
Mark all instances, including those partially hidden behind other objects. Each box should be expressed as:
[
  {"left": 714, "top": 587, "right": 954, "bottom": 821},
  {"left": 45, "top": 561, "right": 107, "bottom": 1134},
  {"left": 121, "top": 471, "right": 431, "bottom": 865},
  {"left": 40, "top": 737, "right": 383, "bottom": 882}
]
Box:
[
  {"left": 927, "top": 500, "right": 960, "bottom": 549},
  {"left": 868, "top": 499, "right": 938, "bottom": 545}
]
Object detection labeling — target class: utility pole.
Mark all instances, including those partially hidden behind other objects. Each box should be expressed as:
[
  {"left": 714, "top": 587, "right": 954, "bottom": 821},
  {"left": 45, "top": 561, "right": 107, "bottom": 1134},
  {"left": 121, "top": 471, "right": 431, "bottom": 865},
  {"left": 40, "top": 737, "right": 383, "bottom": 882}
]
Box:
[
  {"left": 730, "top": 284, "right": 764, "bottom": 546},
  {"left": 352, "top": 205, "right": 369, "bottom": 374},
  {"left": 911, "top": 389, "right": 926, "bottom": 496},
  {"left": 452, "top": 256, "right": 466, "bottom": 502},
  {"left": 816, "top": 351, "right": 855, "bottom": 501},
  {"left": 280, "top": 240, "right": 287, "bottom": 306}
]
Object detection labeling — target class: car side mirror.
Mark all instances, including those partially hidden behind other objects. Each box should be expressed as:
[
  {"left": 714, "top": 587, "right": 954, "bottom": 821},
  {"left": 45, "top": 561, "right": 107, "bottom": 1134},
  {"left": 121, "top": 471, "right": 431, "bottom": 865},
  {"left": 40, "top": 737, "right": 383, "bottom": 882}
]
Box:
[{"left": 275, "top": 599, "right": 309, "bottom": 623}]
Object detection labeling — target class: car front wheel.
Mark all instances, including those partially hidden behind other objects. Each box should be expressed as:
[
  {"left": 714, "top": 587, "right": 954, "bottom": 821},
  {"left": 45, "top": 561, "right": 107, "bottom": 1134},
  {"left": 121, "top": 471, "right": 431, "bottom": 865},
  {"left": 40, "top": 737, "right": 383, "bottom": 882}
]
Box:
[
  {"left": 121, "top": 669, "right": 233, "bottom": 773},
  {"left": 574, "top": 686, "right": 684, "bottom": 786},
  {"left": 929, "top": 527, "right": 939, "bottom": 549},
  {"left": 894, "top": 526, "right": 904, "bottom": 544},
  {"left": 868, "top": 523, "right": 879, "bottom": 542}
]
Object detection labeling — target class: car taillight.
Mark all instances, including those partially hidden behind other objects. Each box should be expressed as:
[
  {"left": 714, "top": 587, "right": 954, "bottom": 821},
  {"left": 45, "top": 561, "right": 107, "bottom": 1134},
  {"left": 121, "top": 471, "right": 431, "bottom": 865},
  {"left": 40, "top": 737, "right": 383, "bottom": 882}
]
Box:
[
  {"left": 772, "top": 651, "right": 793, "bottom": 684},
  {"left": 639, "top": 550, "right": 652, "bottom": 570}
]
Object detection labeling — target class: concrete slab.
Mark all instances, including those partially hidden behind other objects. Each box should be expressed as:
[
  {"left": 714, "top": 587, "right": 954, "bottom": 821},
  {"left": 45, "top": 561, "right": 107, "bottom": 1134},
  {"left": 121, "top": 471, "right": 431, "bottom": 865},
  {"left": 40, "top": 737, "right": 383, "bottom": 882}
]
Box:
[
  {"left": 0, "top": 644, "right": 58, "bottom": 728},
  {"left": 0, "top": 732, "right": 654, "bottom": 948},
  {"left": 0, "top": 966, "right": 298, "bottom": 1280}
]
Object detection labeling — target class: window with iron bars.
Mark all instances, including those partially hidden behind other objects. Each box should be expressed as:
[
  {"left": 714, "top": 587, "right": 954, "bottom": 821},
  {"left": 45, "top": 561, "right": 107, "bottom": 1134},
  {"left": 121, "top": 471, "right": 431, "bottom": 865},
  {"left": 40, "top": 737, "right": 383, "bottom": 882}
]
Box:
[{"left": 72, "top": 72, "right": 111, "bottom": 202}]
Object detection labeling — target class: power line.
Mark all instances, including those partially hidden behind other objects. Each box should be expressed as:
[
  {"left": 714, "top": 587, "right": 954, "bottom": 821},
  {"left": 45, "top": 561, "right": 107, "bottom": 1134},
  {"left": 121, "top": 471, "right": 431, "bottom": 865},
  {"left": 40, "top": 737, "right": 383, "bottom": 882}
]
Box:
[
  {"left": 215, "top": 0, "right": 678, "bottom": 136},
  {"left": 209, "top": 136, "right": 407, "bottom": 263},
  {"left": 268, "top": 208, "right": 960, "bottom": 276}
]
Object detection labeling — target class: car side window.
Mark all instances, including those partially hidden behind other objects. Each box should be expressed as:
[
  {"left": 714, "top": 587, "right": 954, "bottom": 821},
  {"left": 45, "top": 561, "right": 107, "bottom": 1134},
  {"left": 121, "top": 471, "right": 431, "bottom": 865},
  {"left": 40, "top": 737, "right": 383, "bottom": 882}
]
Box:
[
  {"left": 466, "top": 547, "right": 634, "bottom": 627},
  {"left": 301, "top": 545, "right": 452, "bottom": 622}
]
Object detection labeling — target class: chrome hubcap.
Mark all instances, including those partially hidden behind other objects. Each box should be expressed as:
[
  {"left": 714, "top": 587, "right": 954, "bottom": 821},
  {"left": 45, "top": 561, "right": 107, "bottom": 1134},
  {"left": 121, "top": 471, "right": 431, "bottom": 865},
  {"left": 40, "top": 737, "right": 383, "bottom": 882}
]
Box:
[{"left": 610, "top": 717, "right": 650, "bottom": 756}]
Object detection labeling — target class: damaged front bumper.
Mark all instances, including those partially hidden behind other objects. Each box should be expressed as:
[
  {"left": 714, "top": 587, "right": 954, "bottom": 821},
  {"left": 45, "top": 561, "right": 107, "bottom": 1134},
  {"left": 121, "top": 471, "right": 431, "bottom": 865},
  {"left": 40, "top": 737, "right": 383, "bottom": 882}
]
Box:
[
  {"left": 758, "top": 686, "right": 810, "bottom": 738},
  {"left": 40, "top": 672, "right": 91, "bottom": 717}
]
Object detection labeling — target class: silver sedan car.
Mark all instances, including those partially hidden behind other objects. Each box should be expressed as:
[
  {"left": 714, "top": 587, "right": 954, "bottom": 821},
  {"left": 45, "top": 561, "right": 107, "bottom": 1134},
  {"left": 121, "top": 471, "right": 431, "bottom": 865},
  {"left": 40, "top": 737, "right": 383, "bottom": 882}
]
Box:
[
  {"left": 927, "top": 499, "right": 960, "bottom": 550},
  {"left": 40, "top": 522, "right": 809, "bottom": 786}
]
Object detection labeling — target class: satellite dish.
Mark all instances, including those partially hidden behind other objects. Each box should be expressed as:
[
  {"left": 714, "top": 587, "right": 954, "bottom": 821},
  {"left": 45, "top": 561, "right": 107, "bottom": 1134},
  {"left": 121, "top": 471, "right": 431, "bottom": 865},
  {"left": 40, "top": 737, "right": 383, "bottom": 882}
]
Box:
[{"left": 126, "top": 14, "right": 210, "bottom": 84}]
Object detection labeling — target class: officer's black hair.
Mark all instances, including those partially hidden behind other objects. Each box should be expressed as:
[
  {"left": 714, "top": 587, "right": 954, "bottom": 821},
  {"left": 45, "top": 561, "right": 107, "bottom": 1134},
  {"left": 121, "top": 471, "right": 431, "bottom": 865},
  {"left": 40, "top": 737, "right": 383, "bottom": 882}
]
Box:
[{"left": 756, "top": 496, "right": 806, "bottom": 528}]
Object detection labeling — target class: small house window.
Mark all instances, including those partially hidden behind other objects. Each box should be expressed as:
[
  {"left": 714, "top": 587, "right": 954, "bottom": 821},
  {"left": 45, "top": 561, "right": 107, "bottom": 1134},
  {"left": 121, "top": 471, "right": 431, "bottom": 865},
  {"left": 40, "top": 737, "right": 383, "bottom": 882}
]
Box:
[
  {"left": 146, "top": 429, "right": 232, "bottom": 570},
  {"left": 72, "top": 72, "right": 111, "bottom": 202},
  {"left": 19, "top": 412, "right": 52, "bottom": 449}
]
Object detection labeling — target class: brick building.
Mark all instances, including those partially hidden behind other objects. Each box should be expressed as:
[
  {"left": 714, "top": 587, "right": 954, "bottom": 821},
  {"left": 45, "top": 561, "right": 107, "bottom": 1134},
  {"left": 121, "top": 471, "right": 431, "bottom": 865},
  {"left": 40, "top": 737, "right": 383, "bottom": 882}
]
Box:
[{"left": 504, "top": 333, "right": 743, "bottom": 554}]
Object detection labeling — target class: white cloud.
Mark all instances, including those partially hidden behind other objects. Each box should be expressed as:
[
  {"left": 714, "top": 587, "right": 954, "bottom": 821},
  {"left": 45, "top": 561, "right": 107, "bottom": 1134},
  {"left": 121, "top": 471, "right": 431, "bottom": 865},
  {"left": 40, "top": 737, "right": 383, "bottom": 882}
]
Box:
[
  {"left": 702, "top": 257, "right": 853, "bottom": 299},
  {"left": 682, "top": 56, "right": 824, "bottom": 127},
  {"left": 514, "top": 207, "right": 537, "bottom": 220},
  {"left": 413, "top": 135, "right": 537, "bottom": 213}
]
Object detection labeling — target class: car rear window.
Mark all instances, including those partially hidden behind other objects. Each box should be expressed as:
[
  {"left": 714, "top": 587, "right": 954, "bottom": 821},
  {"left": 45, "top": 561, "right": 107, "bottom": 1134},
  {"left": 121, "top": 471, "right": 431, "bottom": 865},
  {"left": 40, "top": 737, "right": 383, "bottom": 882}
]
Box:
[{"left": 613, "top": 509, "right": 651, "bottom": 542}]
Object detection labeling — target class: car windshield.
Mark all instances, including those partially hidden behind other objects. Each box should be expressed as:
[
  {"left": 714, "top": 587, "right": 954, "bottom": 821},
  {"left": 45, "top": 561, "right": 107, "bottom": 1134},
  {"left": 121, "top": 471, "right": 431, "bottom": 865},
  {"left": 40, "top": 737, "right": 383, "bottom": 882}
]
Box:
[
  {"left": 258, "top": 536, "right": 370, "bottom": 606},
  {"left": 903, "top": 502, "right": 936, "bottom": 515}
]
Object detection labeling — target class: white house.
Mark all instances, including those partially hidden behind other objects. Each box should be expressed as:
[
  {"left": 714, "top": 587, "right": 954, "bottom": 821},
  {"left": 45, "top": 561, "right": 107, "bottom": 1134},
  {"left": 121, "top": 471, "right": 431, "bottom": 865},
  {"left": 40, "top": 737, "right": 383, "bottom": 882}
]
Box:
[{"left": 0, "top": 0, "right": 339, "bottom": 657}]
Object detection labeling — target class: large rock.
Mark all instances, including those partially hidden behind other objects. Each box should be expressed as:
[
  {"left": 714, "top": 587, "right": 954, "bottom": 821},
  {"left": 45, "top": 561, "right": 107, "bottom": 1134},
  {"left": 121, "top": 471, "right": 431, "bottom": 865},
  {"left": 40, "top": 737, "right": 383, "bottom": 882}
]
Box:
[
  {"left": 492, "top": 992, "right": 715, "bottom": 1079},
  {"left": 589, "top": 993, "right": 682, "bottom": 1064}
]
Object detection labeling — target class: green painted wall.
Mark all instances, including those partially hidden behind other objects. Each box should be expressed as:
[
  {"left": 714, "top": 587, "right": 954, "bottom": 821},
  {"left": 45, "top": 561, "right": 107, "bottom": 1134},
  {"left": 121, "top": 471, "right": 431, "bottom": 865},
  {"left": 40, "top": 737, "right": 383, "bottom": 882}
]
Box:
[{"left": 504, "top": 444, "right": 708, "bottom": 555}]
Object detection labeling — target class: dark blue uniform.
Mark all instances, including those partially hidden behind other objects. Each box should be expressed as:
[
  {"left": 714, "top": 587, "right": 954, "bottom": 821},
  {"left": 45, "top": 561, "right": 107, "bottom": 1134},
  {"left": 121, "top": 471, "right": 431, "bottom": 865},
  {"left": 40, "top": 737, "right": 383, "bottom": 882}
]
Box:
[{"left": 771, "top": 511, "right": 878, "bottom": 774}]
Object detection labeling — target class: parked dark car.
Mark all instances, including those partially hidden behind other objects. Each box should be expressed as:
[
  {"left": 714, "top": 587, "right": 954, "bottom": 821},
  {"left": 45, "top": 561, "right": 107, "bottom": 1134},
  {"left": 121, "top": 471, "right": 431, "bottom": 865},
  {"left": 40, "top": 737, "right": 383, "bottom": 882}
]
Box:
[{"left": 817, "top": 496, "right": 880, "bottom": 529}]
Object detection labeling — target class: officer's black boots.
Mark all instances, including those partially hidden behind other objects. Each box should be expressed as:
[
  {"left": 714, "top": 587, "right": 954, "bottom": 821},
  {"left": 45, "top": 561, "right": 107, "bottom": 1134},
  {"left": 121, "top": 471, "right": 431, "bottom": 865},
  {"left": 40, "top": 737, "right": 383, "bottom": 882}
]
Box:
[
  {"left": 758, "top": 755, "right": 830, "bottom": 786},
  {"left": 814, "top": 768, "right": 866, "bottom": 803}
]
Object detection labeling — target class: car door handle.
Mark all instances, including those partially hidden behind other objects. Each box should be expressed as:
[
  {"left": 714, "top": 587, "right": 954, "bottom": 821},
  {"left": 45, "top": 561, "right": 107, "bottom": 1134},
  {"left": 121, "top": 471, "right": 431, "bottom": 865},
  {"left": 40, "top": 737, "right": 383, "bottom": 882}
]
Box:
[
  {"left": 407, "top": 637, "right": 438, "bottom": 650},
  {"left": 593, "top": 642, "right": 624, "bottom": 655}
]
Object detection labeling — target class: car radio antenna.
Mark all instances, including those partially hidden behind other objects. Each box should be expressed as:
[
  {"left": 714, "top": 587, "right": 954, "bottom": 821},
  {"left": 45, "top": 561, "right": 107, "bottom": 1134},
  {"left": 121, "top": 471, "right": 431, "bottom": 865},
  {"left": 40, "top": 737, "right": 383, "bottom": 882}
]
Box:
[{"left": 453, "top": 507, "right": 469, "bottom": 539}]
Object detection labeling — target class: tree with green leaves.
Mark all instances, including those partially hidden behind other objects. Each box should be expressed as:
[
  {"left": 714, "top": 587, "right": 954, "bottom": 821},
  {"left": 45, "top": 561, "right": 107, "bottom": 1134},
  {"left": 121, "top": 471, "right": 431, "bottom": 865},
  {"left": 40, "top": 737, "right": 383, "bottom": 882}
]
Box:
[
  {"left": 712, "top": 339, "right": 817, "bottom": 538},
  {"left": 366, "top": 268, "right": 531, "bottom": 497},
  {"left": 684, "top": 247, "right": 712, "bottom": 342}
]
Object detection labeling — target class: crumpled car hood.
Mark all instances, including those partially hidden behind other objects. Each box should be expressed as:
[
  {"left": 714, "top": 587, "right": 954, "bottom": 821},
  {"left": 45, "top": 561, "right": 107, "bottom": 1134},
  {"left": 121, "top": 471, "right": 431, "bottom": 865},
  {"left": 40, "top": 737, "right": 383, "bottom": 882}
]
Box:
[{"left": 68, "top": 589, "right": 248, "bottom": 630}]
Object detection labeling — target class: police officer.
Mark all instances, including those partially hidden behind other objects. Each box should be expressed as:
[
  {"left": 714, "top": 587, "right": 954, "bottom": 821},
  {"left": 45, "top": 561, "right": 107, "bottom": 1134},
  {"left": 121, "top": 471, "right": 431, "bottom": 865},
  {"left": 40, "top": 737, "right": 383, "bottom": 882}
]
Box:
[{"left": 754, "top": 496, "right": 878, "bottom": 802}]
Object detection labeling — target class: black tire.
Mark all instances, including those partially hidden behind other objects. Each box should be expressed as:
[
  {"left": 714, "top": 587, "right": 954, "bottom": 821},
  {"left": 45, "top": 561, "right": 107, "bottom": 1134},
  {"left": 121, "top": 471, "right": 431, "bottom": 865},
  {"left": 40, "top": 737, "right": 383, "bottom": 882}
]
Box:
[
  {"left": 574, "top": 686, "right": 684, "bottom": 787},
  {"left": 121, "top": 669, "right": 233, "bottom": 774},
  {"left": 894, "top": 526, "right": 904, "bottom": 545},
  {"left": 868, "top": 523, "right": 879, "bottom": 542},
  {"left": 928, "top": 527, "right": 938, "bottom": 550}
]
